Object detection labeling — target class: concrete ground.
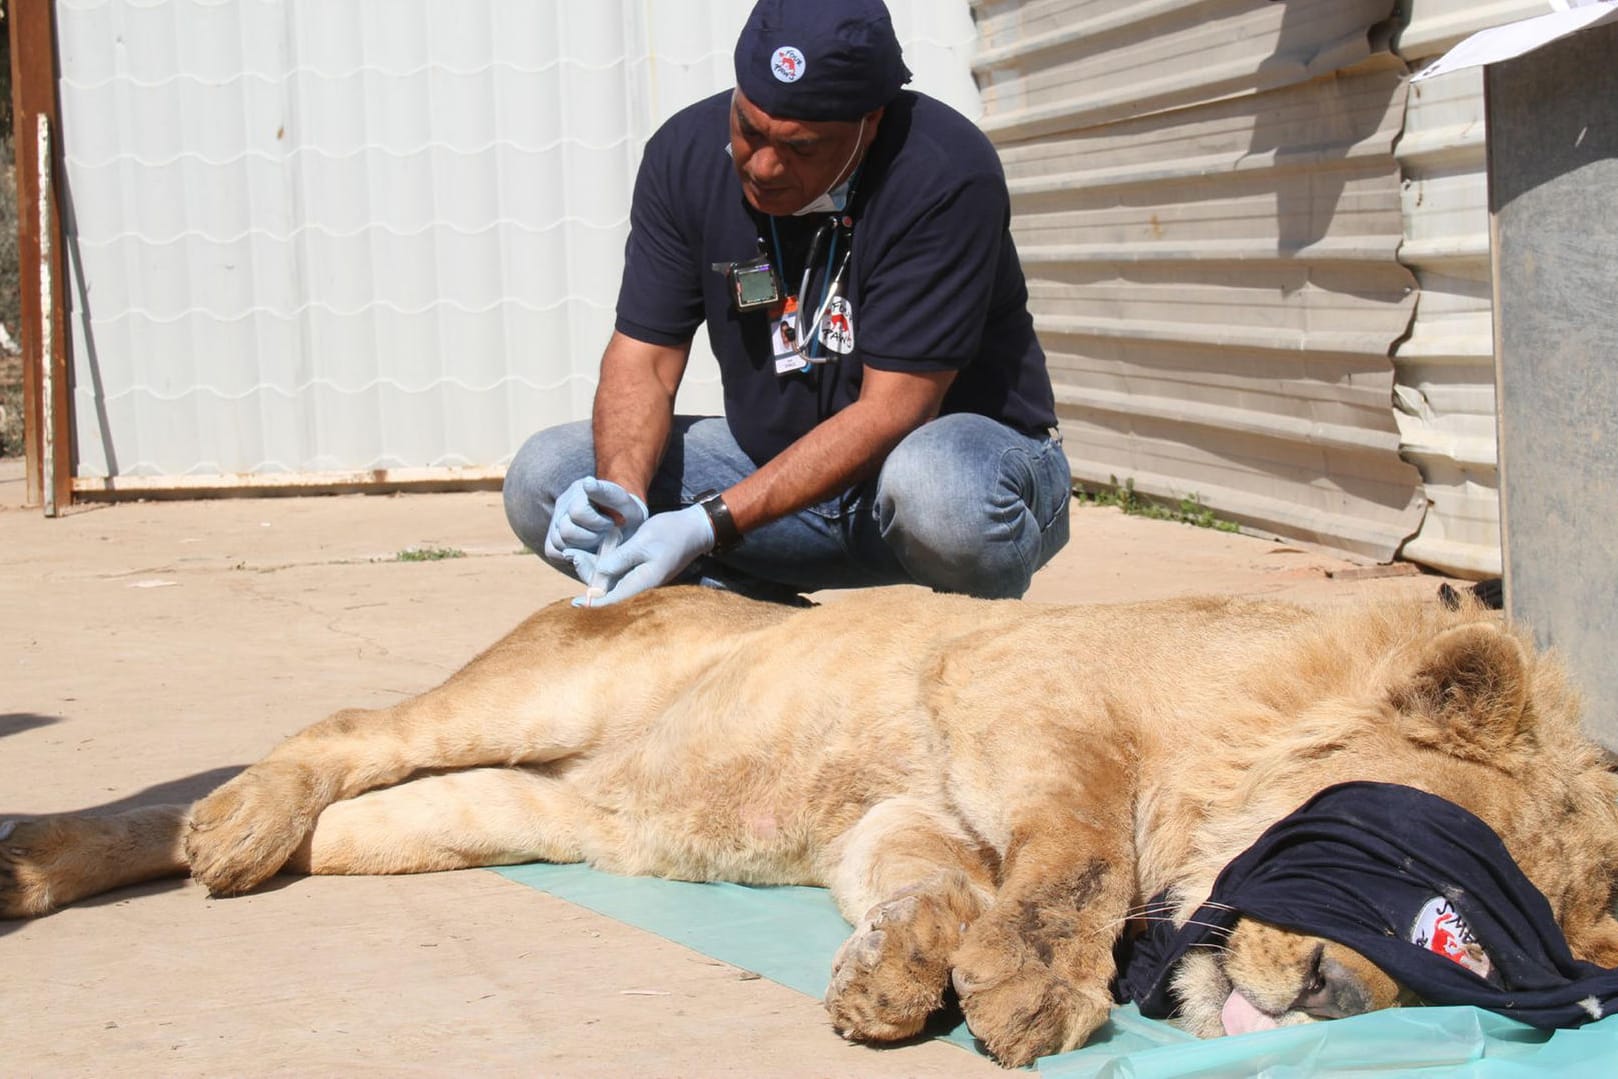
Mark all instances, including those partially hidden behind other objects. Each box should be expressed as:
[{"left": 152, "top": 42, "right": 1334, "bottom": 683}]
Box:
[{"left": 0, "top": 458, "right": 1460, "bottom": 1077}]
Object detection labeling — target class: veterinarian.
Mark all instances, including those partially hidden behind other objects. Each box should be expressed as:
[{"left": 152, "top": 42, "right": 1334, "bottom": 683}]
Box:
[{"left": 504, "top": 0, "right": 1070, "bottom": 606}]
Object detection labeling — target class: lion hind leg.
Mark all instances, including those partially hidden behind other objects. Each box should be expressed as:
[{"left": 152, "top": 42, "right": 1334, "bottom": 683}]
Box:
[
  {"left": 0, "top": 804, "right": 189, "bottom": 918},
  {"left": 287, "top": 766, "right": 587, "bottom": 877},
  {"left": 821, "top": 797, "right": 994, "bottom": 1044}
]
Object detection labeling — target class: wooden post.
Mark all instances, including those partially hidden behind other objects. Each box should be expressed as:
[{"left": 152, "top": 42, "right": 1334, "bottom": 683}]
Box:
[{"left": 8, "top": 0, "right": 71, "bottom": 511}]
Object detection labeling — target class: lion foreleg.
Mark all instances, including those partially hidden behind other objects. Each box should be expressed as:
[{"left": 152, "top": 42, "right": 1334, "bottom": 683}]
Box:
[
  {"left": 951, "top": 815, "right": 1136, "bottom": 1068},
  {"left": 821, "top": 797, "right": 995, "bottom": 1044},
  {"left": 285, "top": 767, "right": 587, "bottom": 877},
  {"left": 0, "top": 804, "right": 189, "bottom": 917}
]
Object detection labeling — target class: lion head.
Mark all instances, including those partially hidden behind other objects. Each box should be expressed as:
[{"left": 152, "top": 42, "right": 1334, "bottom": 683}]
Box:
[{"left": 1137, "top": 603, "right": 1618, "bottom": 1037}]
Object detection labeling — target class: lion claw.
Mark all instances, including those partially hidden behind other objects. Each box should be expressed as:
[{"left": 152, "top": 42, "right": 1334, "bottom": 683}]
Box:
[
  {"left": 824, "top": 894, "right": 949, "bottom": 1043},
  {"left": 952, "top": 957, "right": 1107, "bottom": 1068},
  {"left": 184, "top": 762, "right": 320, "bottom": 895},
  {"left": 0, "top": 819, "right": 61, "bottom": 918}
]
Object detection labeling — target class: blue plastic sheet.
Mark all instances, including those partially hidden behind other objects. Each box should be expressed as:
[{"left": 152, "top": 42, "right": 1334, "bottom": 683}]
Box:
[
  {"left": 491, "top": 862, "right": 985, "bottom": 1050},
  {"left": 1039, "top": 1004, "right": 1618, "bottom": 1077},
  {"left": 492, "top": 862, "right": 1618, "bottom": 1074}
]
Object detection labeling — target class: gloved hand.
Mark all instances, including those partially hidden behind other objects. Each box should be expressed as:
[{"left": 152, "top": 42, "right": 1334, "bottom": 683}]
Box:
[
  {"left": 579, "top": 504, "right": 715, "bottom": 608},
  {"left": 545, "top": 477, "right": 648, "bottom": 584}
]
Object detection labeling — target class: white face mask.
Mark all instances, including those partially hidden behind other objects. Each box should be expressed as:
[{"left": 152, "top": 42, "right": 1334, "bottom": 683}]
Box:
[{"left": 790, "top": 116, "right": 866, "bottom": 217}]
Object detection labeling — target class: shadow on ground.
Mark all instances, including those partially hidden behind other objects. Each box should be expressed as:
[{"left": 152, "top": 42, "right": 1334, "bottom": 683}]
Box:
[
  {"left": 1, "top": 764, "right": 243, "bottom": 821},
  {"left": 0, "top": 713, "right": 60, "bottom": 738}
]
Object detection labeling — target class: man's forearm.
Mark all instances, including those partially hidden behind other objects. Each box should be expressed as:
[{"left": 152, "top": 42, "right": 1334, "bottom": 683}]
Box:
[
  {"left": 592, "top": 332, "right": 689, "bottom": 501},
  {"left": 724, "top": 368, "right": 954, "bottom": 534},
  {"left": 593, "top": 380, "right": 670, "bottom": 499},
  {"left": 722, "top": 403, "right": 890, "bottom": 531}
]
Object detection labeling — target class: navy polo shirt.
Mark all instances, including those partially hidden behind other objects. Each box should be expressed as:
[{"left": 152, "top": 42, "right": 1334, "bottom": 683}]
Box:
[{"left": 614, "top": 90, "right": 1057, "bottom": 466}]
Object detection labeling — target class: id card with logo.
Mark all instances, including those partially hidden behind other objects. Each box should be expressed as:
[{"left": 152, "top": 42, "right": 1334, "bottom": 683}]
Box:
[{"left": 773, "top": 297, "right": 808, "bottom": 375}]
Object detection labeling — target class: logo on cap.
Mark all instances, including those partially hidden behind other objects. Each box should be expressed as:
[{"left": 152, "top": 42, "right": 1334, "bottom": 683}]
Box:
[{"left": 771, "top": 46, "right": 806, "bottom": 83}]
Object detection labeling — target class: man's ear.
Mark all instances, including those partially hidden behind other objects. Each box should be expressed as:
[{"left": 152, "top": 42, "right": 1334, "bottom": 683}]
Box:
[
  {"left": 860, "top": 106, "right": 884, "bottom": 149},
  {"left": 1388, "top": 622, "right": 1530, "bottom": 762}
]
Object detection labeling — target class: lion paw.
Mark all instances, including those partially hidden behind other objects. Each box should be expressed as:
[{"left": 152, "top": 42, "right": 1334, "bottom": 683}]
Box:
[
  {"left": 824, "top": 894, "right": 955, "bottom": 1043},
  {"left": 951, "top": 949, "right": 1110, "bottom": 1068},
  {"left": 185, "top": 761, "right": 322, "bottom": 896},
  {"left": 0, "top": 818, "right": 69, "bottom": 918}
]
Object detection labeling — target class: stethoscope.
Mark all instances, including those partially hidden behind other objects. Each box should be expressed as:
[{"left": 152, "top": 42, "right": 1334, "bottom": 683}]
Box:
[
  {"left": 763, "top": 110, "right": 866, "bottom": 364},
  {"left": 768, "top": 212, "right": 854, "bottom": 364}
]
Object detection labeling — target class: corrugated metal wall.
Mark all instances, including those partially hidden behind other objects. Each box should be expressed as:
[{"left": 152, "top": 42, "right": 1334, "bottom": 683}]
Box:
[
  {"left": 1389, "top": 0, "right": 1545, "bottom": 578},
  {"left": 972, "top": 0, "right": 1426, "bottom": 561},
  {"left": 53, "top": 0, "right": 980, "bottom": 489}
]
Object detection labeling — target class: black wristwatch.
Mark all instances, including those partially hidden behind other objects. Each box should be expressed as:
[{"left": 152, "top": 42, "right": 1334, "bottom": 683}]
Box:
[{"left": 694, "top": 489, "right": 743, "bottom": 555}]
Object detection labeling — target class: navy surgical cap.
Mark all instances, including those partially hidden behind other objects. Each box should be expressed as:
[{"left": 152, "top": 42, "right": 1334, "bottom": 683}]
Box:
[
  {"left": 734, "top": 0, "right": 912, "bottom": 122},
  {"left": 1115, "top": 782, "right": 1618, "bottom": 1029}
]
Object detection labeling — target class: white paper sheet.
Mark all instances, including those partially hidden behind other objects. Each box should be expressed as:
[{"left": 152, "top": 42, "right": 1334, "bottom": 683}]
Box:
[{"left": 1411, "top": 0, "right": 1618, "bottom": 81}]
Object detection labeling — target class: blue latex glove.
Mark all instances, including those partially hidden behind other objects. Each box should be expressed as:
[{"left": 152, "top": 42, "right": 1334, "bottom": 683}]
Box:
[
  {"left": 545, "top": 477, "right": 648, "bottom": 584},
  {"left": 579, "top": 504, "right": 715, "bottom": 608}
]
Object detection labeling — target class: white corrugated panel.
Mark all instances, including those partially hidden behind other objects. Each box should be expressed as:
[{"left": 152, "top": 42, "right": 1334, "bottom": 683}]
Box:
[
  {"left": 54, "top": 0, "right": 979, "bottom": 487},
  {"left": 1399, "top": 0, "right": 1548, "bottom": 56},
  {"left": 1389, "top": 0, "right": 1548, "bottom": 578},
  {"left": 974, "top": 0, "right": 1424, "bottom": 560}
]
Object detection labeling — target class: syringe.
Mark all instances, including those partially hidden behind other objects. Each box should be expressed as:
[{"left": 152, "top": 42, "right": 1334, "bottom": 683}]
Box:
[{"left": 582, "top": 526, "right": 621, "bottom": 608}]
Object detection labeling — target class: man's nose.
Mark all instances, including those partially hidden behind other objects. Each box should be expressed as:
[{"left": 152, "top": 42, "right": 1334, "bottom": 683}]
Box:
[{"left": 747, "top": 146, "right": 787, "bottom": 182}]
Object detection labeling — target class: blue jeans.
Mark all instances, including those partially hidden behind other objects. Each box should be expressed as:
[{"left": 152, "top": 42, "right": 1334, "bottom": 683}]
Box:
[{"left": 503, "top": 414, "right": 1071, "bottom": 599}]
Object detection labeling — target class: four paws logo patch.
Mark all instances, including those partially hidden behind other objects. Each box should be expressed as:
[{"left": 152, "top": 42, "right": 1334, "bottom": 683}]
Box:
[
  {"left": 1411, "top": 896, "right": 1495, "bottom": 982},
  {"left": 771, "top": 46, "right": 806, "bottom": 83},
  {"left": 818, "top": 297, "right": 856, "bottom": 355}
]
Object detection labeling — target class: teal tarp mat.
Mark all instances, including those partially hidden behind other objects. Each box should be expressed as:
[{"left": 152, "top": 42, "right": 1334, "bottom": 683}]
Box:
[{"left": 493, "top": 862, "right": 1618, "bottom": 1075}]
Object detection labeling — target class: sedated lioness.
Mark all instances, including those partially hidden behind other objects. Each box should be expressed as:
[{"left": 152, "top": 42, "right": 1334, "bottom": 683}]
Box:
[{"left": 4, "top": 586, "right": 1618, "bottom": 1067}]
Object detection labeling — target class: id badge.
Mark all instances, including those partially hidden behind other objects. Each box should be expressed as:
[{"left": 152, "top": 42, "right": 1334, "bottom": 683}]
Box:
[{"left": 772, "top": 297, "right": 808, "bottom": 375}]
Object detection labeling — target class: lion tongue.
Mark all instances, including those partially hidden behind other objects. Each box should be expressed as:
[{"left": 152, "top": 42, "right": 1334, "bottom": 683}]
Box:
[{"left": 1221, "top": 990, "right": 1281, "bottom": 1036}]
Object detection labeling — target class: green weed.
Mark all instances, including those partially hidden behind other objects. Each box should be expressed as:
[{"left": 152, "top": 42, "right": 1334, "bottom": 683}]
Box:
[
  {"left": 396, "top": 546, "right": 467, "bottom": 562},
  {"left": 1077, "top": 476, "right": 1241, "bottom": 533}
]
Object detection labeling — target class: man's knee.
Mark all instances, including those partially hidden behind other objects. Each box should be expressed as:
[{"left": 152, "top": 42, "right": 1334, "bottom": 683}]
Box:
[
  {"left": 503, "top": 422, "right": 593, "bottom": 553},
  {"left": 876, "top": 417, "right": 1069, "bottom": 599}
]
